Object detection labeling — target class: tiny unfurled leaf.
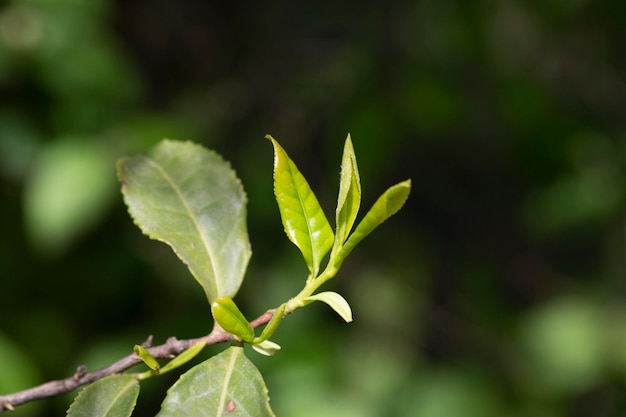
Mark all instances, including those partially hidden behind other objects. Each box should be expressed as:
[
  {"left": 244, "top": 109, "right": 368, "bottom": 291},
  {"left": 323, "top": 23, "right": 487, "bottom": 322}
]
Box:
[
  {"left": 159, "top": 340, "right": 207, "bottom": 375},
  {"left": 333, "top": 134, "right": 361, "bottom": 252},
  {"left": 117, "top": 140, "right": 251, "bottom": 303},
  {"left": 157, "top": 346, "right": 275, "bottom": 417},
  {"left": 212, "top": 296, "right": 254, "bottom": 342},
  {"left": 251, "top": 340, "right": 281, "bottom": 356},
  {"left": 255, "top": 304, "right": 286, "bottom": 344},
  {"left": 337, "top": 180, "right": 411, "bottom": 265},
  {"left": 134, "top": 344, "right": 160, "bottom": 372},
  {"left": 266, "top": 135, "right": 334, "bottom": 277},
  {"left": 66, "top": 374, "right": 139, "bottom": 417},
  {"left": 304, "top": 291, "right": 353, "bottom": 323}
]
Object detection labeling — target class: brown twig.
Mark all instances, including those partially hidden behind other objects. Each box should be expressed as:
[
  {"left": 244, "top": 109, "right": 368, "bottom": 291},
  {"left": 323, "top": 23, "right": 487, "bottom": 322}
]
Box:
[{"left": 0, "top": 310, "right": 274, "bottom": 413}]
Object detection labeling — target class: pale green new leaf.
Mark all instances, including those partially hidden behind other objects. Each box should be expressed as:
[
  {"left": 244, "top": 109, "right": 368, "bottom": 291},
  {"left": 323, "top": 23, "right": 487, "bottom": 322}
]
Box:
[
  {"left": 251, "top": 340, "right": 281, "bottom": 356},
  {"left": 159, "top": 341, "right": 207, "bottom": 375},
  {"left": 254, "top": 304, "right": 286, "bottom": 344},
  {"left": 157, "top": 346, "right": 275, "bottom": 417},
  {"left": 211, "top": 296, "right": 254, "bottom": 342},
  {"left": 332, "top": 134, "right": 361, "bottom": 254},
  {"left": 337, "top": 180, "right": 411, "bottom": 265},
  {"left": 117, "top": 140, "right": 251, "bottom": 303},
  {"left": 267, "top": 135, "right": 333, "bottom": 276},
  {"left": 304, "top": 291, "right": 353, "bottom": 323},
  {"left": 134, "top": 344, "right": 160, "bottom": 372},
  {"left": 66, "top": 375, "right": 139, "bottom": 417}
]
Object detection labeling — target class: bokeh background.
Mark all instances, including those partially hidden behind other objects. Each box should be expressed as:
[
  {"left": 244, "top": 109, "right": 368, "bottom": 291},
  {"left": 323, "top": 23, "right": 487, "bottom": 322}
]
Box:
[{"left": 1, "top": 0, "right": 625, "bottom": 416}]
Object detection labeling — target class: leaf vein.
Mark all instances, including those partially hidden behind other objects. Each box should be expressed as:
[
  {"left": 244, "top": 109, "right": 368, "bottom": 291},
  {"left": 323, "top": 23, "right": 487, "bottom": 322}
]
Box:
[{"left": 144, "top": 157, "right": 221, "bottom": 296}]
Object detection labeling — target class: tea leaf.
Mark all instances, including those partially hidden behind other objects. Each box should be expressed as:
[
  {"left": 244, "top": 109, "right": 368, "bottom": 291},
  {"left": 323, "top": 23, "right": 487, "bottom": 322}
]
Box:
[
  {"left": 118, "top": 140, "right": 251, "bottom": 303},
  {"left": 157, "top": 347, "right": 275, "bottom": 417},
  {"left": 267, "top": 135, "right": 333, "bottom": 277}
]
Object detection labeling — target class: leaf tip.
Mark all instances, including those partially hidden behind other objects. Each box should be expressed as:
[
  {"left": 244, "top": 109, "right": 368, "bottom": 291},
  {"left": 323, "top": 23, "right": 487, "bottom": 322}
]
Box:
[{"left": 394, "top": 179, "right": 412, "bottom": 204}]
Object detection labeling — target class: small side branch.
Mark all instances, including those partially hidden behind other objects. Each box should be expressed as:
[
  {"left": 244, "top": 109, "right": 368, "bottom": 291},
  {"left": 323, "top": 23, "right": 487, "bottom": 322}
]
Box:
[{"left": 0, "top": 310, "right": 274, "bottom": 413}]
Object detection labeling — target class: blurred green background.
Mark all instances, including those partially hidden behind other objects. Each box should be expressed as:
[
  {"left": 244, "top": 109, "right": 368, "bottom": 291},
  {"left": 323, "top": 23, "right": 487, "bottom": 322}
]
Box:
[{"left": 1, "top": 0, "right": 625, "bottom": 416}]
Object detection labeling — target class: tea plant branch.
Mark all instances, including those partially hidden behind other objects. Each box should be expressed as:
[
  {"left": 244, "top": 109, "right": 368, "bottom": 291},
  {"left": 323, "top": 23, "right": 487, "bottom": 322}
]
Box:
[
  {"left": 0, "top": 310, "right": 275, "bottom": 413},
  {"left": 1, "top": 136, "right": 410, "bottom": 415}
]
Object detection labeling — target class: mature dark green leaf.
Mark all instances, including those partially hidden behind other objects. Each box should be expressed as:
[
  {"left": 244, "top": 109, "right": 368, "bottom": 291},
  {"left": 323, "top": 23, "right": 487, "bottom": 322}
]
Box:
[
  {"left": 333, "top": 134, "right": 361, "bottom": 251},
  {"left": 157, "top": 346, "right": 275, "bottom": 417},
  {"left": 337, "top": 180, "right": 411, "bottom": 265},
  {"left": 117, "top": 140, "right": 251, "bottom": 303},
  {"left": 267, "top": 135, "right": 333, "bottom": 276},
  {"left": 66, "top": 375, "right": 139, "bottom": 417}
]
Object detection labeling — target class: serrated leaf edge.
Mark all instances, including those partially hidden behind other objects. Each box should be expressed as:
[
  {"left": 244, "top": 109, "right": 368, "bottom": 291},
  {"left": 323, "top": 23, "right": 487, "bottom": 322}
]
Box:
[
  {"left": 67, "top": 375, "right": 139, "bottom": 417},
  {"left": 117, "top": 140, "right": 251, "bottom": 302}
]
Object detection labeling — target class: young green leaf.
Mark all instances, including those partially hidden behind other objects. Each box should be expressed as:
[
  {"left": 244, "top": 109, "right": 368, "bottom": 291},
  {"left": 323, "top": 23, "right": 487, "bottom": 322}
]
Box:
[
  {"left": 337, "top": 179, "right": 411, "bottom": 265},
  {"left": 254, "top": 304, "right": 286, "bottom": 344},
  {"left": 212, "top": 296, "right": 254, "bottom": 342},
  {"left": 266, "top": 135, "right": 334, "bottom": 277},
  {"left": 157, "top": 346, "right": 275, "bottom": 417},
  {"left": 117, "top": 140, "right": 251, "bottom": 303},
  {"left": 159, "top": 341, "right": 207, "bottom": 375},
  {"left": 134, "top": 344, "right": 160, "bottom": 373},
  {"left": 66, "top": 375, "right": 139, "bottom": 417},
  {"left": 304, "top": 291, "right": 353, "bottom": 323},
  {"left": 333, "top": 134, "right": 361, "bottom": 251},
  {"left": 251, "top": 340, "right": 281, "bottom": 356}
]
